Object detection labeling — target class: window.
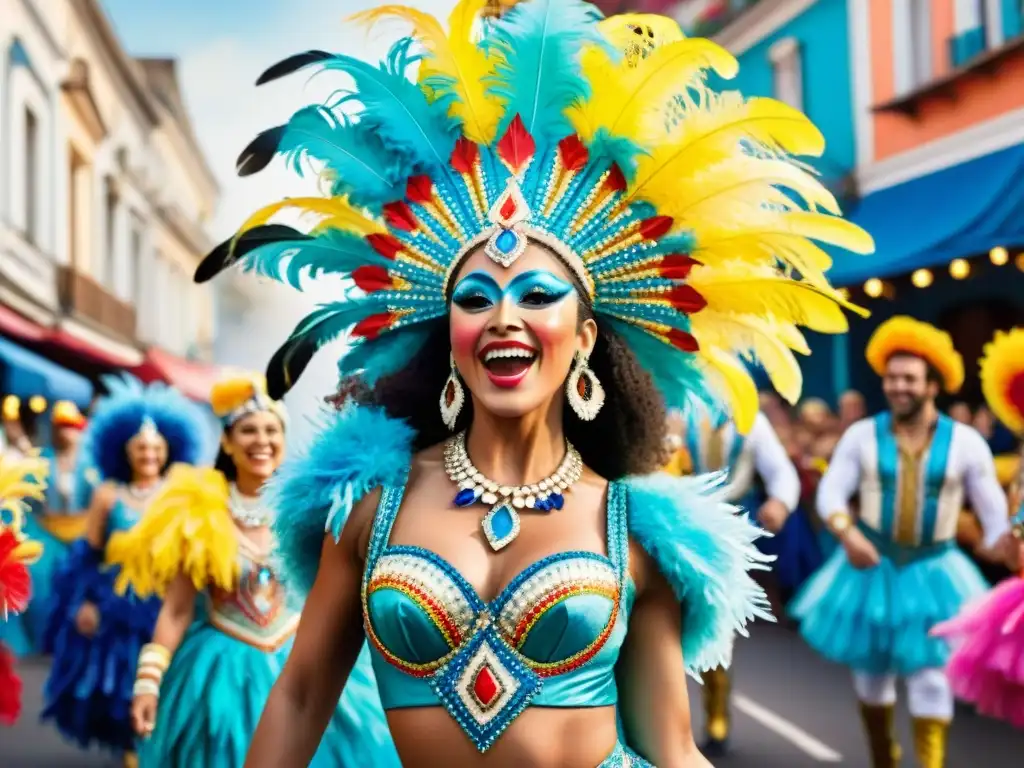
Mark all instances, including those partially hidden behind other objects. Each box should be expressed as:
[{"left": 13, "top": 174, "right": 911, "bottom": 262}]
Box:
[
  {"left": 129, "top": 214, "right": 144, "bottom": 306},
  {"left": 103, "top": 176, "right": 118, "bottom": 287},
  {"left": 24, "top": 108, "right": 39, "bottom": 244},
  {"left": 769, "top": 38, "right": 803, "bottom": 111},
  {"left": 894, "top": 0, "right": 933, "bottom": 94}
]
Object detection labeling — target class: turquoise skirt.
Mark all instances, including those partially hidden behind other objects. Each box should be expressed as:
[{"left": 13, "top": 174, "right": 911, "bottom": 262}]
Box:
[
  {"left": 139, "top": 622, "right": 395, "bottom": 767},
  {"left": 789, "top": 533, "right": 989, "bottom": 676}
]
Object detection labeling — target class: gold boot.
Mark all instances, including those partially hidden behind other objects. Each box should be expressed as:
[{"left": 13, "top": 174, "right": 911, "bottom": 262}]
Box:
[
  {"left": 912, "top": 717, "right": 949, "bottom": 768},
  {"left": 701, "top": 666, "right": 731, "bottom": 755},
  {"left": 858, "top": 703, "right": 901, "bottom": 768}
]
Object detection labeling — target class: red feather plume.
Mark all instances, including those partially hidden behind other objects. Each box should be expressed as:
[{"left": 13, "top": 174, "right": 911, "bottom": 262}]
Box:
[
  {"left": 351, "top": 313, "right": 396, "bottom": 340},
  {"left": 667, "top": 329, "right": 700, "bottom": 352},
  {"left": 557, "top": 135, "right": 589, "bottom": 172},
  {"left": 365, "top": 233, "right": 404, "bottom": 260},
  {"left": 352, "top": 266, "right": 394, "bottom": 293},
  {"left": 382, "top": 201, "right": 418, "bottom": 233},
  {"left": 496, "top": 115, "right": 536, "bottom": 175},
  {"left": 0, "top": 643, "right": 21, "bottom": 726},
  {"left": 665, "top": 285, "right": 707, "bottom": 313},
  {"left": 0, "top": 531, "right": 30, "bottom": 618},
  {"left": 405, "top": 175, "right": 434, "bottom": 205},
  {"left": 657, "top": 254, "right": 700, "bottom": 280},
  {"left": 450, "top": 138, "right": 480, "bottom": 175}
]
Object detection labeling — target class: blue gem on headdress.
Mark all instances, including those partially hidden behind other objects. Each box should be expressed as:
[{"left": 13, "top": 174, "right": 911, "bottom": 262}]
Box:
[
  {"left": 494, "top": 229, "right": 519, "bottom": 255},
  {"left": 454, "top": 488, "right": 480, "bottom": 507}
]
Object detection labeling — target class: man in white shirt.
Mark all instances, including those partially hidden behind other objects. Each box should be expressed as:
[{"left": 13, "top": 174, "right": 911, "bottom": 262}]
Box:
[
  {"left": 790, "top": 316, "right": 1022, "bottom": 768},
  {"left": 666, "top": 398, "right": 799, "bottom": 756}
]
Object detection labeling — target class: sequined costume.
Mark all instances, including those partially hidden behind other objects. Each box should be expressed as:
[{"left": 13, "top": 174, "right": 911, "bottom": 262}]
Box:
[
  {"left": 0, "top": 451, "right": 48, "bottom": 724},
  {"left": 666, "top": 400, "right": 802, "bottom": 754},
  {"left": 195, "top": 1, "right": 870, "bottom": 763},
  {"left": 2, "top": 402, "right": 89, "bottom": 657},
  {"left": 790, "top": 317, "right": 1009, "bottom": 767},
  {"left": 932, "top": 328, "right": 1024, "bottom": 728},
  {"left": 40, "top": 376, "right": 206, "bottom": 755}
]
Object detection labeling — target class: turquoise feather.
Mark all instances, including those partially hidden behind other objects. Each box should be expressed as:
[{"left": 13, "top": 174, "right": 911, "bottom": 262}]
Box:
[
  {"left": 483, "top": 0, "right": 608, "bottom": 143},
  {"left": 338, "top": 325, "right": 437, "bottom": 385}
]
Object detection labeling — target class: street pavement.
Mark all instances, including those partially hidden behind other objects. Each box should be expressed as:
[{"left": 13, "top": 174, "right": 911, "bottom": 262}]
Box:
[{"left": 1, "top": 622, "right": 1021, "bottom": 766}]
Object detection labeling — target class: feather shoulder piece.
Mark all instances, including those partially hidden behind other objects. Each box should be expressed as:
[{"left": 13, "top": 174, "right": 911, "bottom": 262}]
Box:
[
  {"left": 107, "top": 464, "right": 238, "bottom": 598},
  {"left": 266, "top": 404, "right": 415, "bottom": 602},
  {"left": 624, "top": 472, "right": 774, "bottom": 673}
]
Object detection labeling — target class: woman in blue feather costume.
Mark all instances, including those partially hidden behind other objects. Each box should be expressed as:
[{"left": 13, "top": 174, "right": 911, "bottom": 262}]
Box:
[
  {"left": 40, "top": 375, "right": 206, "bottom": 765},
  {"left": 188, "top": 1, "right": 870, "bottom": 765},
  {"left": 1, "top": 401, "right": 90, "bottom": 657},
  {"left": 105, "top": 374, "right": 391, "bottom": 768}
]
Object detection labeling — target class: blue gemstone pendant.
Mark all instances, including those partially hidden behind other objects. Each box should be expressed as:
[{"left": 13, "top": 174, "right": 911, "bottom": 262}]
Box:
[{"left": 482, "top": 502, "right": 520, "bottom": 552}]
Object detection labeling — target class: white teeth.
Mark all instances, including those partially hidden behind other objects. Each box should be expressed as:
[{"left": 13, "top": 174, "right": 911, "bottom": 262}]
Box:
[{"left": 482, "top": 348, "right": 536, "bottom": 363}]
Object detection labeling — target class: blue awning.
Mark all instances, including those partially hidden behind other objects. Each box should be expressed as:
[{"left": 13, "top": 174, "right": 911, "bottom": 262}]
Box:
[
  {"left": 0, "top": 337, "right": 93, "bottom": 406},
  {"left": 828, "top": 143, "right": 1024, "bottom": 285}
]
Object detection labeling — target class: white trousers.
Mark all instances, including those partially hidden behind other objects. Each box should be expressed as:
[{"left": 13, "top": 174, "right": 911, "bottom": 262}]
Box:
[{"left": 852, "top": 668, "right": 954, "bottom": 720}]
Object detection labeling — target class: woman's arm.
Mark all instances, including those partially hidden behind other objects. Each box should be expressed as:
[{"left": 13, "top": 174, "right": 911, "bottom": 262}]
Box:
[
  {"left": 83, "top": 482, "right": 117, "bottom": 550},
  {"left": 618, "top": 547, "right": 711, "bottom": 768},
  {"left": 244, "top": 491, "right": 378, "bottom": 768}
]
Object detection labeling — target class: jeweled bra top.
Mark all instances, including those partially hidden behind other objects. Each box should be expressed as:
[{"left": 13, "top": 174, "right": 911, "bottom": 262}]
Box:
[{"left": 362, "top": 472, "right": 633, "bottom": 752}]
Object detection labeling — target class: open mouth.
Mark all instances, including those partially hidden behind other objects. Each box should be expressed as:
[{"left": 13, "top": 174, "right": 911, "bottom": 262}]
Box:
[
  {"left": 246, "top": 448, "right": 274, "bottom": 464},
  {"left": 478, "top": 342, "right": 538, "bottom": 388}
]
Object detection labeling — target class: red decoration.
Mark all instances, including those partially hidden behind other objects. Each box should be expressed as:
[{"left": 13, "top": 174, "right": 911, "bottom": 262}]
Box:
[
  {"left": 0, "top": 644, "right": 21, "bottom": 726},
  {"left": 657, "top": 254, "right": 700, "bottom": 280},
  {"left": 498, "top": 194, "right": 518, "bottom": 220},
  {"left": 450, "top": 137, "right": 480, "bottom": 175},
  {"left": 1007, "top": 371, "right": 1024, "bottom": 416},
  {"left": 472, "top": 665, "right": 500, "bottom": 708},
  {"left": 604, "top": 164, "right": 627, "bottom": 192},
  {"left": 352, "top": 266, "right": 393, "bottom": 293},
  {"left": 496, "top": 115, "right": 536, "bottom": 174},
  {"left": 382, "top": 201, "right": 418, "bottom": 232},
  {"left": 351, "top": 313, "right": 396, "bottom": 340},
  {"left": 639, "top": 216, "right": 674, "bottom": 241},
  {"left": 557, "top": 135, "right": 589, "bottom": 171},
  {"left": 667, "top": 329, "right": 700, "bottom": 352},
  {"left": 0, "top": 531, "right": 30, "bottom": 618},
  {"left": 365, "top": 233, "right": 404, "bottom": 260},
  {"left": 665, "top": 284, "right": 707, "bottom": 313},
  {"left": 406, "top": 175, "right": 435, "bottom": 204}
]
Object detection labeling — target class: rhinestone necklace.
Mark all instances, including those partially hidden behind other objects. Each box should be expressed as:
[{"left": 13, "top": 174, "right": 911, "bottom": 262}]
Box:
[
  {"left": 229, "top": 484, "right": 273, "bottom": 528},
  {"left": 443, "top": 431, "right": 583, "bottom": 552},
  {"left": 126, "top": 481, "right": 162, "bottom": 501}
]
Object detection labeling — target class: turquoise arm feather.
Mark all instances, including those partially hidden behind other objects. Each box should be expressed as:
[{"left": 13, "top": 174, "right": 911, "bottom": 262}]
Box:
[{"left": 623, "top": 472, "right": 775, "bottom": 674}]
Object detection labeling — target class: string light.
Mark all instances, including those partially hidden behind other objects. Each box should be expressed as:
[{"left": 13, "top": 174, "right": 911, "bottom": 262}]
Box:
[
  {"left": 949, "top": 258, "right": 970, "bottom": 279},
  {"left": 911, "top": 268, "right": 933, "bottom": 288},
  {"left": 864, "top": 278, "right": 883, "bottom": 298},
  {"left": 990, "top": 246, "right": 1009, "bottom": 266},
  {"left": 28, "top": 396, "right": 47, "bottom": 414}
]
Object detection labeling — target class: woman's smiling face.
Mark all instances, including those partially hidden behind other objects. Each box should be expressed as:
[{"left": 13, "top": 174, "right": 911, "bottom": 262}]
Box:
[{"left": 448, "top": 242, "right": 597, "bottom": 420}]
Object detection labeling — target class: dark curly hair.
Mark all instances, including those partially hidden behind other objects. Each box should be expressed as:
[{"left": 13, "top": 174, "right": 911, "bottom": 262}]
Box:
[{"left": 331, "top": 310, "right": 670, "bottom": 480}]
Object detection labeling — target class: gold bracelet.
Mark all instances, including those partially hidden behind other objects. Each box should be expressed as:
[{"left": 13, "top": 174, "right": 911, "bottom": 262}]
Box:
[{"left": 826, "top": 511, "right": 853, "bottom": 538}]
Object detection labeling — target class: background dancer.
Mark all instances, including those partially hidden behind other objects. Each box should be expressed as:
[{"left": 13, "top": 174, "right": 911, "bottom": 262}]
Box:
[
  {"left": 790, "top": 316, "right": 1021, "bottom": 768},
  {"left": 932, "top": 328, "right": 1024, "bottom": 727},
  {"left": 191, "top": 2, "right": 870, "bottom": 765},
  {"left": 0, "top": 450, "right": 47, "bottom": 725},
  {"left": 664, "top": 399, "right": 799, "bottom": 756},
  {"left": 41, "top": 375, "right": 206, "bottom": 767}
]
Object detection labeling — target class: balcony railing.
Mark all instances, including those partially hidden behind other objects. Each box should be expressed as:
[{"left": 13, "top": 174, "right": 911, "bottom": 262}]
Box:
[{"left": 56, "top": 265, "right": 137, "bottom": 340}]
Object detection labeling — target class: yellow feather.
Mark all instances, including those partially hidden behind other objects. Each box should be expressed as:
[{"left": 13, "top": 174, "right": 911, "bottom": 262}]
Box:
[
  {"left": 699, "top": 347, "right": 758, "bottom": 434},
  {"left": 626, "top": 93, "right": 825, "bottom": 208},
  {"left": 689, "top": 268, "right": 867, "bottom": 333},
  {"left": 0, "top": 452, "right": 48, "bottom": 545},
  {"left": 350, "top": 0, "right": 502, "bottom": 145},
  {"left": 106, "top": 465, "right": 239, "bottom": 598},
  {"left": 236, "top": 196, "right": 382, "bottom": 239},
  {"left": 691, "top": 312, "right": 805, "bottom": 404},
  {"left": 597, "top": 14, "right": 688, "bottom": 49},
  {"left": 569, "top": 38, "right": 736, "bottom": 145}
]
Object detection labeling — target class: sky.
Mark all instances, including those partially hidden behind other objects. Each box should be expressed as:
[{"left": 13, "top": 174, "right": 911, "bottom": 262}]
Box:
[{"left": 101, "top": 0, "right": 458, "bottom": 443}]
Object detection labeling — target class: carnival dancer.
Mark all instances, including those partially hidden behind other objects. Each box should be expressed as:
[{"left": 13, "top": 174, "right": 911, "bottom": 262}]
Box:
[
  {"left": 0, "top": 450, "right": 47, "bottom": 725},
  {"left": 2, "top": 401, "right": 89, "bottom": 656},
  {"left": 103, "top": 374, "right": 388, "bottom": 767},
  {"left": 790, "top": 316, "right": 1021, "bottom": 767},
  {"left": 191, "top": 2, "right": 872, "bottom": 765},
  {"left": 932, "top": 328, "right": 1024, "bottom": 727},
  {"left": 666, "top": 398, "right": 799, "bottom": 756},
  {"left": 40, "top": 375, "right": 206, "bottom": 765}
]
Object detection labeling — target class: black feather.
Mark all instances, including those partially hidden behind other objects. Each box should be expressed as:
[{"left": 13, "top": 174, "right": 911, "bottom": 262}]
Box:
[
  {"left": 265, "top": 336, "right": 316, "bottom": 400},
  {"left": 256, "top": 50, "right": 333, "bottom": 86},
  {"left": 236, "top": 125, "right": 286, "bottom": 177},
  {"left": 194, "top": 224, "right": 309, "bottom": 284}
]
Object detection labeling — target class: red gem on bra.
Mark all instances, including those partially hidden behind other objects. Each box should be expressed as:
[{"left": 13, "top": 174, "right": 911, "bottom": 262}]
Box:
[{"left": 472, "top": 664, "right": 502, "bottom": 710}]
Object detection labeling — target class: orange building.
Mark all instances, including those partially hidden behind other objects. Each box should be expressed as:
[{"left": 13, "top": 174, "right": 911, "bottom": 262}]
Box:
[{"left": 835, "top": 0, "right": 1024, "bottom": 405}]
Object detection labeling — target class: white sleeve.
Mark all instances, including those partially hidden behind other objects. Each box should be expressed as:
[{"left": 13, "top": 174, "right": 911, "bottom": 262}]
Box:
[
  {"left": 815, "top": 422, "right": 864, "bottom": 522},
  {"left": 749, "top": 413, "right": 800, "bottom": 512},
  {"left": 960, "top": 427, "right": 1009, "bottom": 548}
]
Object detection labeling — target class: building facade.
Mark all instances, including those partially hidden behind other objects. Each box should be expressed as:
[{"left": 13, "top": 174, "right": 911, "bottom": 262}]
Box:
[{"left": 0, "top": 0, "right": 221, "bottom": 406}]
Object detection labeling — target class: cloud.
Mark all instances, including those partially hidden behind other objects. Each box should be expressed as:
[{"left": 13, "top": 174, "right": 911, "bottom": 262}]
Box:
[{"left": 175, "top": 0, "right": 456, "bottom": 444}]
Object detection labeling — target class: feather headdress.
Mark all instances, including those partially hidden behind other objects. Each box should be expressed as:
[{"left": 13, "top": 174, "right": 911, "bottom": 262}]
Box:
[
  {"left": 0, "top": 451, "right": 47, "bottom": 618},
  {"left": 865, "top": 316, "right": 964, "bottom": 394},
  {"left": 197, "top": 0, "right": 871, "bottom": 432},
  {"left": 979, "top": 329, "right": 1024, "bottom": 435},
  {"left": 210, "top": 372, "right": 287, "bottom": 429}
]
